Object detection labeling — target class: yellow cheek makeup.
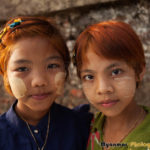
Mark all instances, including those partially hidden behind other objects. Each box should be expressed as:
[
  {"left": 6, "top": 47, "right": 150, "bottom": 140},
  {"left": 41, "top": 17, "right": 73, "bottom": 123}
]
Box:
[
  {"left": 114, "top": 76, "right": 136, "bottom": 98},
  {"left": 54, "top": 72, "right": 66, "bottom": 96},
  {"left": 8, "top": 76, "right": 27, "bottom": 99}
]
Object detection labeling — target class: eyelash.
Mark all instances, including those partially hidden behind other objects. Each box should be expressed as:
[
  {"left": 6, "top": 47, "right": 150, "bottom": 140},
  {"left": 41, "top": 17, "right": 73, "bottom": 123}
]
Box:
[
  {"left": 82, "top": 75, "right": 94, "bottom": 81},
  {"left": 82, "top": 69, "right": 123, "bottom": 81},
  {"left": 47, "top": 64, "right": 60, "bottom": 69},
  {"left": 15, "top": 67, "right": 29, "bottom": 72},
  {"left": 111, "top": 68, "right": 123, "bottom": 76},
  {"left": 15, "top": 64, "right": 60, "bottom": 72}
]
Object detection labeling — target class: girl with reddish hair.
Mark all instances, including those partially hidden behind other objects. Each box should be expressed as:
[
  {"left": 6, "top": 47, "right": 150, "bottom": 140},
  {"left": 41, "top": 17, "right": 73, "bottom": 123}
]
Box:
[
  {"left": 0, "top": 16, "right": 92, "bottom": 150},
  {"left": 73, "top": 20, "right": 150, "bottom": 150}
]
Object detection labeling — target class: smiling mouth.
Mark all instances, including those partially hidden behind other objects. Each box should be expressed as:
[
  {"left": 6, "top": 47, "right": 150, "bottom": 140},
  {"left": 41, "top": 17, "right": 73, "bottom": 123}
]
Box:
[
  {"left": 99, "top": 99, "right": 119, "bottom": 107},
  {"left": 31, "top": 93, "right": 51, "bottom": 100}
]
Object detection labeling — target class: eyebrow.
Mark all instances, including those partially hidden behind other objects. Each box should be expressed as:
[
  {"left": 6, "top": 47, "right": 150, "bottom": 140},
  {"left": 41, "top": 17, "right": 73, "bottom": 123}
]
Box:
[
  {"left": 81, "top": 63, "right": 121, "bottom": 73},
  {"left": 46, "top": 56, "right": 62, "bottom": 62},
  {"left": 14, "top": 59, "right": 32, "bottom": 64},
  {"left": 106, "top": 63, "right": 121, "bottom": 70},
  {"left": 13, "top": 56, "right": 62, "bottom": 65},
  {"left": 80, "top": 69, "right": 94, "bottom": 74}
]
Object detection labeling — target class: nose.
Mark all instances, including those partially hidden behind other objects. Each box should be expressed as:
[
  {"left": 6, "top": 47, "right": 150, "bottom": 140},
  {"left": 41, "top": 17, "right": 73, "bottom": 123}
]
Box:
[
  {"left": 31, "top": 70, "right": 48, "bottom": 87},
  {"left": 96, "top": 76, "right": 113, "bottom": 95}
]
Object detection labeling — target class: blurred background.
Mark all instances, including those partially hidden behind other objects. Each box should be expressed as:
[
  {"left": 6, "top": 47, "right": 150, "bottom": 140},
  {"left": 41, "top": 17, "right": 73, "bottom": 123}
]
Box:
[{"left": 0, "top": 0, "right": 150, "bottom": 113}]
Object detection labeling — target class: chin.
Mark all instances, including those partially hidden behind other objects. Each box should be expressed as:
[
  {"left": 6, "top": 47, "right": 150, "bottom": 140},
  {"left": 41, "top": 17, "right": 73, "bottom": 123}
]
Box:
[
  {"left": 31, "top": 103, "right": 52, "bottom": 112},
  {"left": 103, "top": 109, "right": 123, "bottom": 117},
  {"left": 32, "top": 107, "right": 50, "bottom": 112}
]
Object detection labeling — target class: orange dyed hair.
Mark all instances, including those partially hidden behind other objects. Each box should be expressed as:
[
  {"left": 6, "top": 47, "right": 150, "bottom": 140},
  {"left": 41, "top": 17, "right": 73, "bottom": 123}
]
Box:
[
  {"left": 0, "top": 16, "right": 70, "bottom": 95},
  {"left": 73, "top": 20, "right": 145, "bottom": 78}
]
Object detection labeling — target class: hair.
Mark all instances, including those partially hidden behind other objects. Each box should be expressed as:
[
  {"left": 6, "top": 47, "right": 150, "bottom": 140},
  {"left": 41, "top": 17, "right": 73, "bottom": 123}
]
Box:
[
  {"left": 0, "top": 16, "right": 70, "bottom": 95},
  {"left": 73, "top": 20, "right": 146, "bottom": 81}
]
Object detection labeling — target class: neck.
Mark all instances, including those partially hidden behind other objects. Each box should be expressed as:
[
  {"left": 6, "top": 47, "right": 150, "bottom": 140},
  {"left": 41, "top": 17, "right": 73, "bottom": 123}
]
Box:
[
  {"left": 106, "top": 101, "right": 141, "bottom": 127},
  {"left": 15, "top": 102, "right": 50, "bottom": 126},
  {"left": 103, "top": 101, "right": 146, "bottom": 142}
]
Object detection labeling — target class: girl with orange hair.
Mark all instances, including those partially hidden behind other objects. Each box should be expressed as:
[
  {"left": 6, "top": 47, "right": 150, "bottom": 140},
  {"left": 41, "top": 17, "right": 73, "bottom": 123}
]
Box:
[
  {"left": 73, "top": 20, "right": 150, "bottom": 150},
  {"left": 0, "top": 16, "right": 92, "bottom": 150}
]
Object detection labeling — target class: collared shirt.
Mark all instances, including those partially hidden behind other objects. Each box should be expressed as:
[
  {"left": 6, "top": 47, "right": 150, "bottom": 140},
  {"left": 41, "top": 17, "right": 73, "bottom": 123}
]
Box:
[
  {"left": 0, "top": 101, "right": 93, "bottom": 150},
  {"left": 87, "top": 106, "right": 150, "bottom": 150}
]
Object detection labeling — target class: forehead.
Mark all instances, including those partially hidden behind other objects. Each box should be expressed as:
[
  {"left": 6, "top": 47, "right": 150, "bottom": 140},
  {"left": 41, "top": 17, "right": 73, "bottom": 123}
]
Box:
[
  {"left": 9, "top": 37, "right": 61, "bottom": 60},
  {"left": 81, "top": 47, "right": 129, "bottom": 71}
]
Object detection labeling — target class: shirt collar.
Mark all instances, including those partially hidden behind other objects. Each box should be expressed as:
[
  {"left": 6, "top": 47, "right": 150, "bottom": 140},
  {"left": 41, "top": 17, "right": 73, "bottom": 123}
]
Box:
[
  {"left": 91, "top": 112, "right": 105, "bottom": 133},
  {"left": 91, "top": 106, "right": 150, "bottom": 133},
  {"left": 5, "top": 100, "right": 55, "bottom": 134}
]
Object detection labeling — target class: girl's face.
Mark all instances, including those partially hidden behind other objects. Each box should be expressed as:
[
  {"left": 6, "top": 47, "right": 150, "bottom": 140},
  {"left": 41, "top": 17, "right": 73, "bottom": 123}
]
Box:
[
  {"left": 7, "top": 37, "right": 66, "bottom": 112},
  {"left": 80, "top": 48, "right": 140, "bottom": 117}
]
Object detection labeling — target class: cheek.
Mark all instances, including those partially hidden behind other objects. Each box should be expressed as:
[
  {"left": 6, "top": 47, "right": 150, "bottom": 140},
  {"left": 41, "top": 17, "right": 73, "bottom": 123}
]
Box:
[
  {"left": 82, "top": 82, "right": 95, "bottom": 102},
  {"left": 54, "top": 72, "right": 66, "bottom": 95},
  {"left": 114, "top": 77, "right": 136, "bottom": 99},
  {"left": 82, "top": 82, "right": 90, "bottom": 94},
  {"left": 8, "top": 76, "right": 27, "bottom": 99}
]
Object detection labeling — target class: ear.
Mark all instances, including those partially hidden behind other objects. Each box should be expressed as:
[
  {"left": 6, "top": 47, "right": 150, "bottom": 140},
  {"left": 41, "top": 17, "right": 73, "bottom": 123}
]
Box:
[{"left": 139, "top": 66, "right": 146, "bottom": 81}]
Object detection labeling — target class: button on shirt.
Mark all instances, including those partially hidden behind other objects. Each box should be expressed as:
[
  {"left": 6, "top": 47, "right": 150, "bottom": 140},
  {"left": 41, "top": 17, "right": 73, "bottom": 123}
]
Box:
[
  {"left": 34, "top": 129, "right": 38, "bottom": 134},
  {"left": 0, "top": 101, "right": 93, "bottom": 150}
]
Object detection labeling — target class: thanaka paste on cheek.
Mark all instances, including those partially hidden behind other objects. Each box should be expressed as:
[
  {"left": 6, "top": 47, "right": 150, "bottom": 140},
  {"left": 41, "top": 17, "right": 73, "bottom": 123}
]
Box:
[
  {"left": 114, "top": 76, "right": 136, "bottom": 98},
  {"left": 8, "top": 76, "right": 27, "bottom": 99},
  {"left": 54, "top": 72, "right": 66, "bottom": 95}
]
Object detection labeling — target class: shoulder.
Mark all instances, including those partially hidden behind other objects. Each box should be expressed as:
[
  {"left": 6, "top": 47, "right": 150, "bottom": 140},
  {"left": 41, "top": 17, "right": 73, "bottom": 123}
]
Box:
[
  {"left": 0, "top": 103, "right": 21, "bottom": 139},
  {"left": 127, "top": 106, "right": 150, "bottom": 149},
  {"left": 73, "top": 104, "right": 94, "bottom": 128},
  {"left": 0, "top": 112, "right": 9, "bottom": 129},
  {"left": 0, "top": 112, "right": 11, "bottom": 146},
  {"left": 52, "top": 102, "right": 93, "bottom": 121},
  {"left": 51, "top": 103, "right": 93, "bottom": 149},
  {"left": 52, "top": 103, "right": 93, "bottom": 134}
]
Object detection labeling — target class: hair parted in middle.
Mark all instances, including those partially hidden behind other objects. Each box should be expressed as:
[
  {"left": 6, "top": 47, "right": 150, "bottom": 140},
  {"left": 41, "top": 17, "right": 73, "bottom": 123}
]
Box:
[{"left": 73, "top": 20, "right": 145, "bottom": 79}]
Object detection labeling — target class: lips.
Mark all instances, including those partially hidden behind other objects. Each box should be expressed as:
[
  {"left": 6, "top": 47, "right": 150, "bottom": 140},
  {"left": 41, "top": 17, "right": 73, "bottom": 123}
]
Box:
[
  {"left": 99, "top": 99, "right": 119, "bottom": 107},
  {"left": 31, "top": 93, "right": 50, "bottom": 100}
]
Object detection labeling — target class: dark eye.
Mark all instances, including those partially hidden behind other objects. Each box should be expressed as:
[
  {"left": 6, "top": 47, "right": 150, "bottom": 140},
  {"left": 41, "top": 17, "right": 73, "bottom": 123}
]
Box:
[
  {"left": 47, "top": 64, "right": 60, "bottom": 69},
  {"left": 83, "top": 75, "right": 94, "bottom": 81},
  {"left": 112, "top": 69, "right": 123, "bottom": 76},
  {"left": 16, "top": 67, "right": 28, "bottom": 72}
]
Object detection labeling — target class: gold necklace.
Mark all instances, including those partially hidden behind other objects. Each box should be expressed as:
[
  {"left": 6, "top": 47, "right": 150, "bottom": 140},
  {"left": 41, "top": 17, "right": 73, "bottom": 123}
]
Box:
[
  {"left": 103, "top": 108, "right": 145, "bottom": 149},
  {"left": 25, "top": 111, "right": 50, "bottom": 150}
]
